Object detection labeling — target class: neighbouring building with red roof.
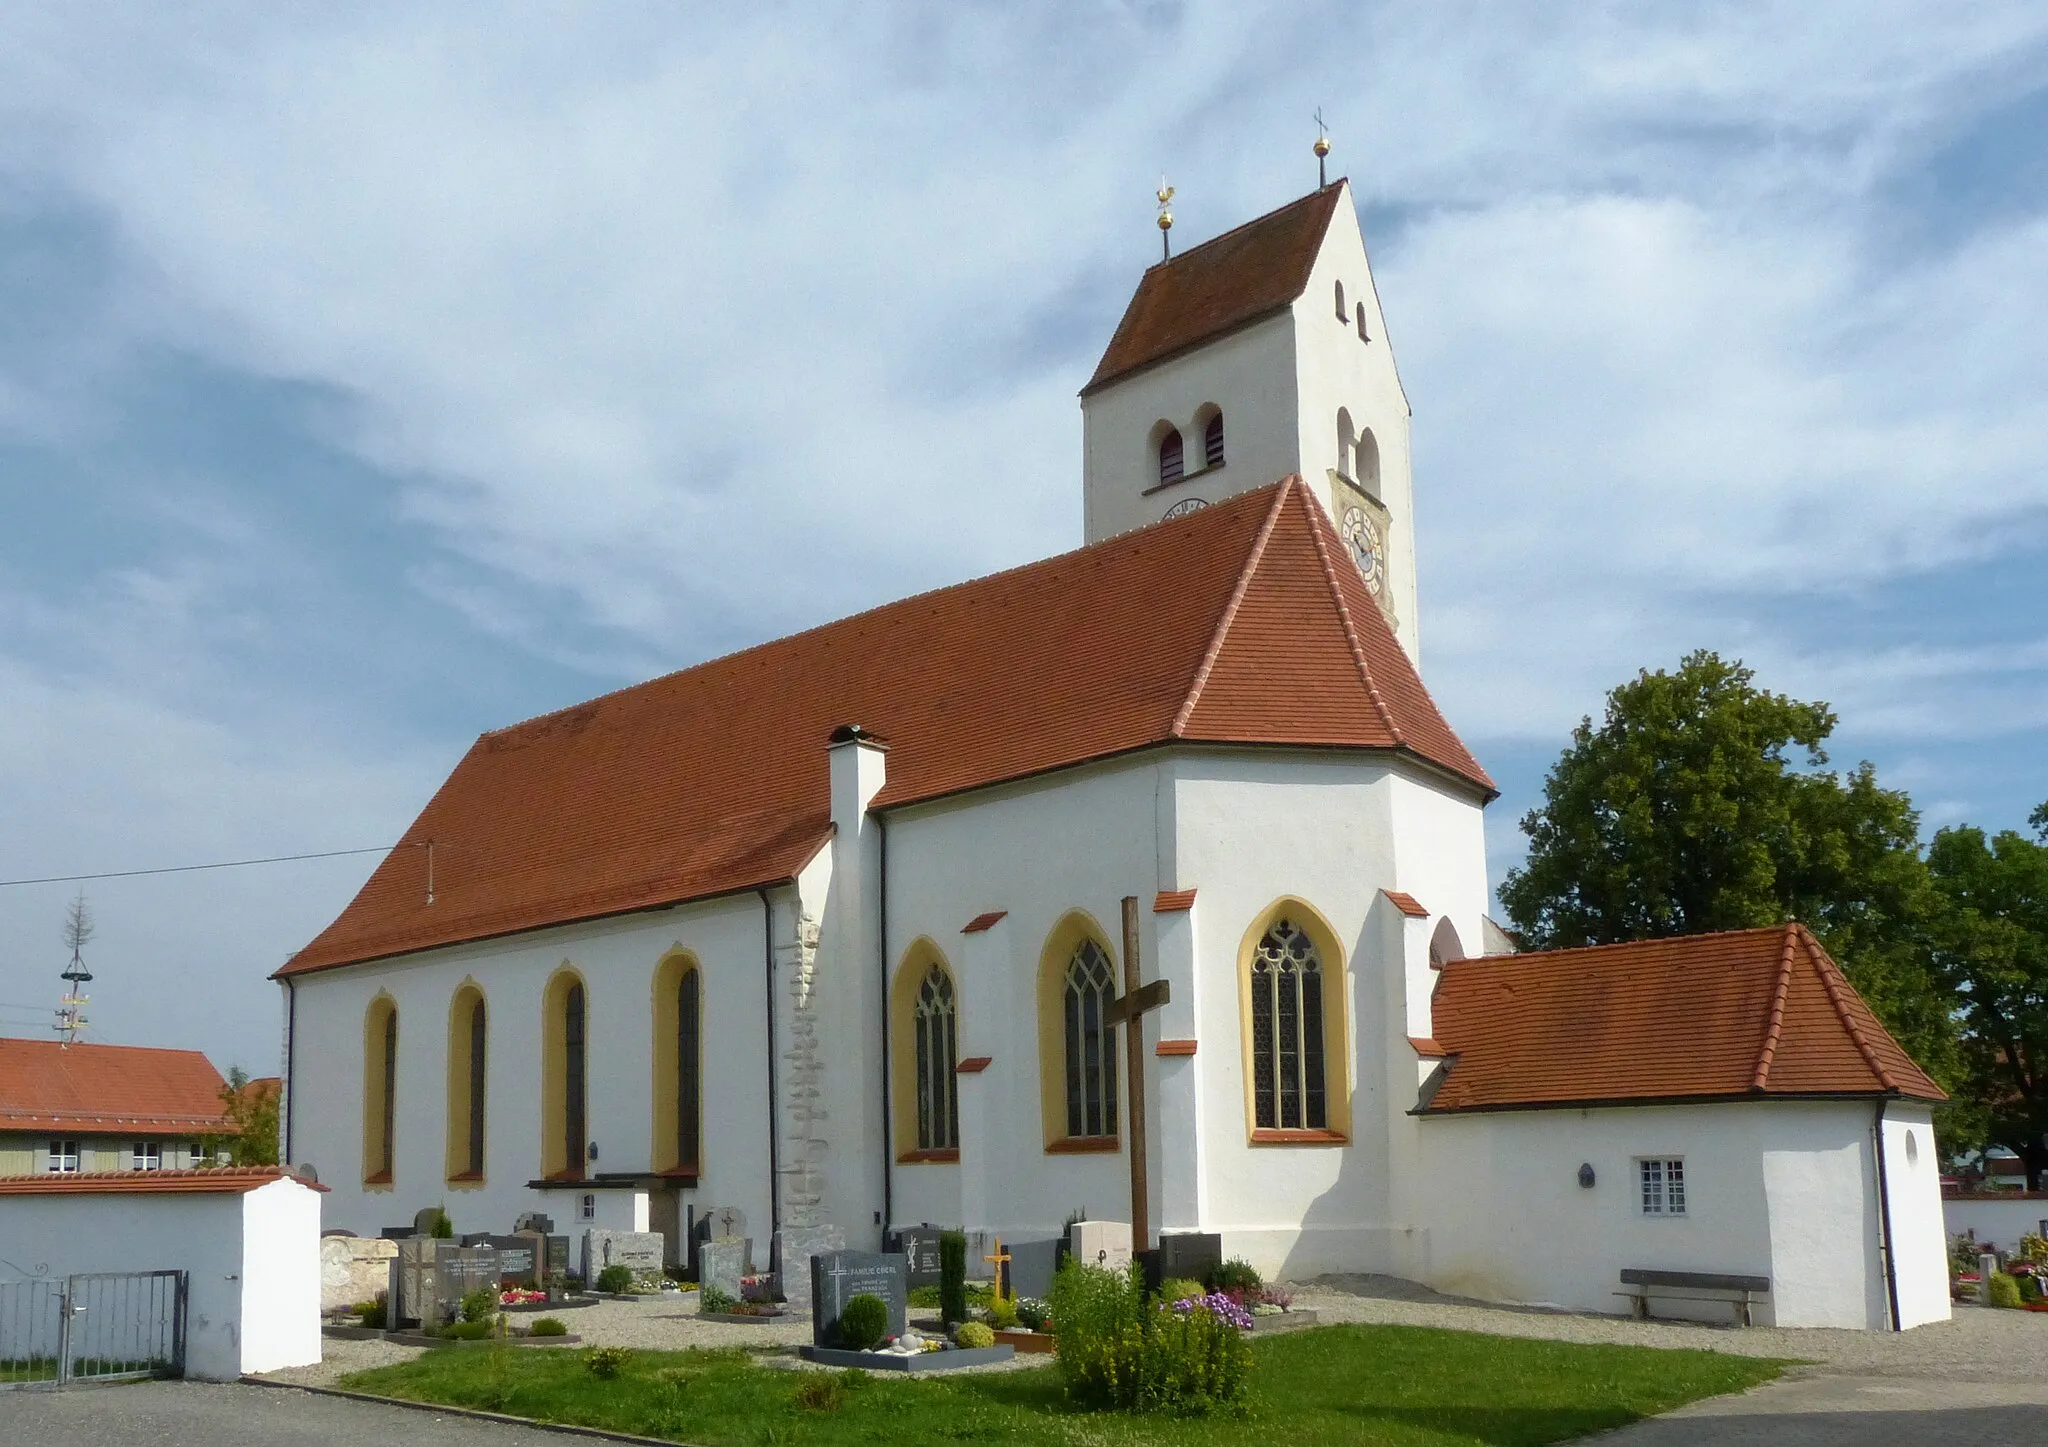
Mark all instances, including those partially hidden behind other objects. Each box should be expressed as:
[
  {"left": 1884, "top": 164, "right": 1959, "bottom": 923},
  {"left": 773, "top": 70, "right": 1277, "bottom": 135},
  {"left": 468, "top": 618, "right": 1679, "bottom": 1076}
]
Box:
[
  {"left": 0, "top": 1037, "right": 232, "bottom": 1176},
  {"left": 276, "top": 179, "right": 1950, "bottom": 1330}
]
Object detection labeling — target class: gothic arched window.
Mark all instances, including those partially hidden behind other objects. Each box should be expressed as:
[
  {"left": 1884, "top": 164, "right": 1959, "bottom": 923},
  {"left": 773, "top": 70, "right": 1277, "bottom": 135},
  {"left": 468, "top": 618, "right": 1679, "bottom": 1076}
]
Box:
[
  {"left": 1203, "top": 411, "right": 1225, "bottom": 469},
  {"left": 543, "top": 970, "right": 589, "bottom": 1179},
  {"left": 564, "top": 981, "right": 586, "bottom": 1173},
  {"left": 1064, "top": 939, "right": 1119, "bottom": 1138},
  {"left": 1250, "top": 919, "right": 1327, "bottom": 1131},
  {"left": 363, "top": 994, "right": 398, "bottom": 1186},
  {"left": 677, "top": 966, "right": 701, "bottom": 1173},
  {"left": 651, "top": 953, "right": 702, "bottom": 1178},
  {"left": 914, "top": 963, "right": 959, "bottom": 1151},
  {"left": 445, "top": 985, "right": 487, "bottom": 1183},
  {"left": 1157, "top": 427, "right": 1184, "bottom": 486}
]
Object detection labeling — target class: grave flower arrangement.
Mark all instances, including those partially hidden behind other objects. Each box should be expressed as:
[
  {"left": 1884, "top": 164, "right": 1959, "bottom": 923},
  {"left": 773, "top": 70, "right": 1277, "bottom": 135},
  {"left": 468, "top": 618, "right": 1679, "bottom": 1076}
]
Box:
[
  {"left": 1170, "top": 1290, "right": 1256, "bottom": 1331},
  {"left": 499, "top": 1286, "right": 547, "bottom": 1307}
]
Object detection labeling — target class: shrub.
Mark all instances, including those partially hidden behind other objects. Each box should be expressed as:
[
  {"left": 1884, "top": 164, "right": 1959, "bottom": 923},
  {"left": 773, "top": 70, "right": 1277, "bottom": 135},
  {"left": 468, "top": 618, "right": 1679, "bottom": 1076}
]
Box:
[
  {"left": 955, "top": 1321, "right": 996, "bottom": 1349},
  {"left": 793, "top": 1373, "right": 846, "bottom": 1412},
  {"left": 428, "top": 1207, "right": 454, "bottom": 1240},
  {"left": 1049, "top": 1258, "right": 1251, "bottom": 1414},
  {"left": 1015, "top": 1296, "right": 1051, "bottom": 1332},
  {"left": 698, "top": 1284, "right": 738, "bottom": 1314},
  {"left": 837, "top": 1293, "right": 889, "bottom": 1351},
  {"left": 986, "top": 1295, "right": 1019, "bottom": 1329},
  {"left": 595, "top": 1264, "right": 634, "bottom": 1294},
  {"left": 1989, "top": 1272, "right": 2024, "bottom": 1309},
  {"left": 1205, "top": 1258, "right": 1262, "bottom": 1297},
  {"left": 1950, "top": 1232, "right": 1986, "bottom": 1275},
  {"left": 584, "top": 1345, "right": 631, "bottom": 1379},
  {"left": 357, "top": 1293, "right": 388, "bottom": 1330},
  {"left": 440, "top": 1320, "right": 493, "bottom": 1340},
  {"left": 529, "top": 1317, "right": 568, "bottom": 1337},
  {"left": 460, "top": 1287, "right": 500, "bottom": 1324},
  {"left": 939, "top": 1229, "right": 968, "bottom": 1325},
  {"left": 2021, "top": 1232, "right": 2048, "bottom": 1265},
  {"left": 1159, "top": 1277, "right": 1205, "bottom": 1305}
]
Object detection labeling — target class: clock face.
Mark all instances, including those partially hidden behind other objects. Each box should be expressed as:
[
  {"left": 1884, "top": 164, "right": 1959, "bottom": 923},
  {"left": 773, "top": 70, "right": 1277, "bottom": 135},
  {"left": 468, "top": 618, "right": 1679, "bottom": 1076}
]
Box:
[
  {"left": 1341, "top": 507, "right": 1384, "bottom": 594},
  {"left": 1162, "top": 497, "right": 1207, "bottom": 522}
]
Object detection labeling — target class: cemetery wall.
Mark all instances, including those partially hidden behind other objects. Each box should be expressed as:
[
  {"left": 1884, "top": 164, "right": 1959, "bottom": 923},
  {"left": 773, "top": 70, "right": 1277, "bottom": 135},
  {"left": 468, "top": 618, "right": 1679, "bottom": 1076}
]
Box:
[
  {"left": 1944, "top": 1191, "right": 2048, "bottom": 1256},
  {"left": 0, "top": 1174, "right": 322, "bottom": 1378},
  {"left": 284, "top": 892, "right": 775, "bottom": 1253},
  {"left": 1415, "top": 1099, "right": 1948, "bottom": 1330}
]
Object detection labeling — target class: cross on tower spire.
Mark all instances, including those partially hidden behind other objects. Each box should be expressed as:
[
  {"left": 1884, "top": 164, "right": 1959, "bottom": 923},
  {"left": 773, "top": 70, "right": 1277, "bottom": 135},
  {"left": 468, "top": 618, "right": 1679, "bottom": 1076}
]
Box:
[{"left": 1314, "top": 109, "right": 1331, "bottom": 188}]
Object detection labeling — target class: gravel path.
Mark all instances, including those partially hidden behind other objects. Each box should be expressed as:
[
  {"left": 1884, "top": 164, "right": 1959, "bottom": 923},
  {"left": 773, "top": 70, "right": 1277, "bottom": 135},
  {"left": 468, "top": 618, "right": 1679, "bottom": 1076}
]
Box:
[{"left": 1291, "top": 1275, "right": 2048, "bottom": 1383}]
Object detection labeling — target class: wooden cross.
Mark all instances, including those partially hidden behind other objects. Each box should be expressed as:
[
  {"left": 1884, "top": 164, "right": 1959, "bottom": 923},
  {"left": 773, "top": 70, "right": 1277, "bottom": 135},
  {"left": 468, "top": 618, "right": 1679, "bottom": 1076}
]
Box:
[
  {"left": 1104, "top": 896, "right": 1171, "bottom": 1253},
  {"left": 983, "top": 1237, "right": 1012, "bottom": 1302}
]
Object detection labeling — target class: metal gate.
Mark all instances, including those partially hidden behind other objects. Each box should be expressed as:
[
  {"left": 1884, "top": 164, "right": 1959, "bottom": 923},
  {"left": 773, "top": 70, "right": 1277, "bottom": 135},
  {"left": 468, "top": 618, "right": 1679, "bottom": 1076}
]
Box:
[{"left": 0, "top": 1271, "right": 186, "bottom": 1388}]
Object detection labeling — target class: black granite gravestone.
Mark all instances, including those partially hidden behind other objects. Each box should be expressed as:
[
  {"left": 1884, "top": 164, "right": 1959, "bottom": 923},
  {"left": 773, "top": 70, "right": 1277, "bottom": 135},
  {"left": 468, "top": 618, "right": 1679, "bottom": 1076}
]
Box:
[
  {"left": 884, "top": 1226, "right": 945, "bottom": 1288},
  {"left": 809, "top": 1250, "right": 908, "bottom": 1347},
  {"left": 462, "top": 1234, "right": 539, "bottom": 1285},
  {"left": 1157, "top": 1231, "right": 1223, "bottom": 1288},
  {"left": 1008, "top": 1238, "right": 1061, "bottom": 1301}
]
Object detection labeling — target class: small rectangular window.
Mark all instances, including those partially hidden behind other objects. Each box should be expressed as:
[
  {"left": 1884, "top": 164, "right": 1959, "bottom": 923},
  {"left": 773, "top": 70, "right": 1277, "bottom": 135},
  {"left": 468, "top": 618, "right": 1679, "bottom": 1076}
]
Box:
[
  {"left": 1639, "top": 1157, "right": 1686, "bottom": 1216},
  {"left": 48, "top": 1139, "right": 79, "bottom": 1173},
  {"left": 580, "top": 1192, "right": 597, "bottom": 1222},
  {"left": 132, "top": 1141, "right": 162, "bottom": 1171}
]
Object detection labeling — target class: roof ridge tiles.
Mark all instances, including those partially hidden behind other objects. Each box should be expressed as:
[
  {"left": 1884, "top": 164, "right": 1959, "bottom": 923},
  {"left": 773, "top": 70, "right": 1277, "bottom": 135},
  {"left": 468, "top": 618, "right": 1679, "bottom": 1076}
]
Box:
[
  {"left": 1170, "top": 478, "right": 1295, "bottom": 737},
  {"left": 1751, "top": 924, "right": 1799, "bottom": 1091},
  {"left": 1134, "top": 181, "right": 1346, "bottom": 278},
  {"left": 1800, "top": 923, "right": 1900, "bottom": 1092},
  {"left": 1299, "top": 481, "right": 1403, "bottom": 746}
]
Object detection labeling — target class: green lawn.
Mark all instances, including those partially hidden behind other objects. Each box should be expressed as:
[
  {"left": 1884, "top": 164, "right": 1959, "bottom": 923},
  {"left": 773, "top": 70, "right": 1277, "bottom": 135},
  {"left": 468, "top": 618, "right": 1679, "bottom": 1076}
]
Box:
[{"left": 337, "top": 1324, "right": 1787, "bottom": 1446}]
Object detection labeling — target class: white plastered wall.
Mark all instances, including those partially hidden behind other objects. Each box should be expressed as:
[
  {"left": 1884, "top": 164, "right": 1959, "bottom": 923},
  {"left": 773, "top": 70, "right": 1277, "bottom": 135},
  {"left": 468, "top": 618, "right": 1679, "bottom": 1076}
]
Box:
[
  {"left": 1417, "top": 1100, "right": 1924, "bottom": 1330},
  {"left": 0, "top": 1176, "right": 322, "bottom": 1379},
  {"left": 283, "top": 893, "right": 777, "bottom": 1251},
  {"left": 1879, "top": 1104, "right": 1951, "bottom": 1329},
  {"left": 1944, "top": 1194, "right": 2048, "bottom": 1255}
]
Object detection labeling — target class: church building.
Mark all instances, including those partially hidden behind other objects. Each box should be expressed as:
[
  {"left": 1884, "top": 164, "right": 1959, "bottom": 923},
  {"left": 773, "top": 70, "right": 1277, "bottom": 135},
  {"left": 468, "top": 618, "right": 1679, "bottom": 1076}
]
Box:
[{"left": 276, "top": 179, "right": 1950, "bottom": 1331}]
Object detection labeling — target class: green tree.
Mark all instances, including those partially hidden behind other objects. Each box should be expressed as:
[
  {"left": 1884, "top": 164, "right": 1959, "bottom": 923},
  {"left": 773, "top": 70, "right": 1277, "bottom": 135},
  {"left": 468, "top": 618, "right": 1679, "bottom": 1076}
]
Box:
[
  {"left": 213, "top": 1066, "right": 282, "bottom": 1166},
  {"left": 1926, "top": 809, "right": 2048, "bottom": 1186},
  {"left": 1498, "top": 650, "right": 1956, "bottom": 1086}
]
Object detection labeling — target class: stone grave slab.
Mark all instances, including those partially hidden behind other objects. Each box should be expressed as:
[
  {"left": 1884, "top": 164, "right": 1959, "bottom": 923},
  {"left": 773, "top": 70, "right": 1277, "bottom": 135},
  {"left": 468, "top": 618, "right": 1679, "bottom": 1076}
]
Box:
[
  {"left": 1071, "top": 1219, "right": 1133, "bottom": 1275},
  {"left": 884, "top": 1226, "right": 945, "bottom": 1289},
  {"left": 809, "top": 1250, "right": 908, "bottom": 1346},
  {"left": 699, "top": 1238, "right": 747, "bottom": 1303},
  {"left": 462, "top": 1234, "right": 539, "bottom": 1286},
  {"left": 583, "top": 1229, "right": 665, "bottom": 1286},
  {"left": 1157, "top": 1231, "right": 1222, "bottom": 1287},
  {"left": 772, "top": 1224, "right": 844, "bottom": 1314},
  {"left": 798, "top": 1342, "right": 1015, "bottom": 1371},
  {"left": 1008, "top": 1238, "right": 1061, "bottom": 1301}
]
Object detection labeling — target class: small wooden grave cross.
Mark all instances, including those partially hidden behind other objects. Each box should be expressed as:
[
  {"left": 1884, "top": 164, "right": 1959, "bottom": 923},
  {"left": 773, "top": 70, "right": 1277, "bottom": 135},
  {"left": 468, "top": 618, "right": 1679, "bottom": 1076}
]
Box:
[
  {"left": 984, "top": 1237, "right": 1012, "bottom": 1301},
  {"left": 1104, "top": 895, "right": 1172, "bottom": 1253}
]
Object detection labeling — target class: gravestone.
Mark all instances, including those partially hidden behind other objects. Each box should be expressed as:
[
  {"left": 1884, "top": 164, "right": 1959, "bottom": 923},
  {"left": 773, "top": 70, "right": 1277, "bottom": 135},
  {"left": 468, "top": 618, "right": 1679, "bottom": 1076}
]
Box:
[
  {"left": 810, "top": 1250, "right": 908, "bottom": 1346},
  {"left": 1070, "top": 1219, "right": 1133, "bottom": 1274},
  {"left": 433, "top": 1244, "right": 502, "bottom": 1321},
  {"left": 393, "top": 1237, "right": 436, "bottom": 1323},
  {"left": 514, "top": 1212, "right": 554, "bottom": 1234},
  {"left": 584, "top": 1229, "right": 665, "bottom": 1286},
  {"left": 1008, "top": 1238, "right": 1061, "bottom": 1301},
  {"left": 414, "top": 1206, "right": 448, "bottom": 1235},
  {"left": 1157, "top": 1231, "right": 1223, "bottom": 1287},
  {"left": 700, "top": 1238, "right": 747, "bottom": 1302},
  {"left": 773, "top": 1224, "right": 845, "bottom": 1315},
  {"left": 884, "top": 1226, "right": 945, "bottom": 1288},
  {"left": 462, "top": 1234, "right": 539, "bottom": 1286},
  {"left": 691, "top": 1207, "right": 752, "bottom": 1281}
]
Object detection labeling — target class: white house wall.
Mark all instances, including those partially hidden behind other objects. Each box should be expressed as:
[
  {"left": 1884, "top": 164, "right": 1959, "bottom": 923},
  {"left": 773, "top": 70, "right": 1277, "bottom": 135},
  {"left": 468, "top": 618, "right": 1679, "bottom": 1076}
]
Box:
[
  {"left": 1879, "top": 1104, "right": 1951, "bottom": 1329},
  {"left": 1416, "top": 1100, "right": 1926, "bottom": 1330},
  {"left": 284, "top": 894, "right": 777, "bottom": 1248}
]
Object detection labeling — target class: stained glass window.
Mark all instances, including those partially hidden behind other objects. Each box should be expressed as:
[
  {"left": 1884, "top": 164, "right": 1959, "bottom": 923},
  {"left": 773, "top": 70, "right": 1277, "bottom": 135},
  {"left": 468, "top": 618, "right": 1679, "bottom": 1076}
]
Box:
[
  {"left": 914, "top": 963, "right": 959, "bottom": 1151},
  {"left": 1251, "top": 920, "right": 1326, "bottom": 1130},
  {"left": 1064, "top": 939, "right": 1118, "bottom": 1138}
]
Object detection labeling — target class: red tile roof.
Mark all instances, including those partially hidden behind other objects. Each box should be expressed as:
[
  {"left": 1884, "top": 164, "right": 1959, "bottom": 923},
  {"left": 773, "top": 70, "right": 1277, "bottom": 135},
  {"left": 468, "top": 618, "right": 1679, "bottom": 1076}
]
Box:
[
  {"left": 283, "top": 479, "right": 1491, "bottom": 977},
  {"left": 0, "top": 1039, "right": 230, "bottom": 1136},
  {"left": 1084, "top": 186, "right": 1347, "bottom": 395},
  {"left": 1383, "top": 890, "right": 1430, "bottom": 919},
  {"left": 0, "top": 1165, "right": 324, "bottom": 1196},
  {"left": 1424, "top": 925, "right": 1945, "bottom": 1112}
]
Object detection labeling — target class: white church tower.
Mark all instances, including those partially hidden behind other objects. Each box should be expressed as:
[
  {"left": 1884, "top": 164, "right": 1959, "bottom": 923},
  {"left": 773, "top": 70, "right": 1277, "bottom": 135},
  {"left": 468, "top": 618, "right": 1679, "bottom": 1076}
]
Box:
[{"left": 1080, "top": 178, "right": 1420, "bottom": 660}]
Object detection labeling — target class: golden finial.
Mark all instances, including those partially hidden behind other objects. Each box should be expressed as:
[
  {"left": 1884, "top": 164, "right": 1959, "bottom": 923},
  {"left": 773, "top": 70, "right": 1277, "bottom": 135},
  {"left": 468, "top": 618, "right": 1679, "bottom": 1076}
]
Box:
[
  {"left": 1314, "top": 109, "right": 1331, "bottom": 187},
  {"left": 1156, "top": 177, "right": 1175, "bottom": 260}
]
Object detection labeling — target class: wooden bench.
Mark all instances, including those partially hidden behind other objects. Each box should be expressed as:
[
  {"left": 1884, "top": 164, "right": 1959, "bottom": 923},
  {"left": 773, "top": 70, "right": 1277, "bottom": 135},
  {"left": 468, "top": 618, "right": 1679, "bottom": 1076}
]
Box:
[{"left": 1617, "top": 1269, "right": 1771, "bottom": 1326}]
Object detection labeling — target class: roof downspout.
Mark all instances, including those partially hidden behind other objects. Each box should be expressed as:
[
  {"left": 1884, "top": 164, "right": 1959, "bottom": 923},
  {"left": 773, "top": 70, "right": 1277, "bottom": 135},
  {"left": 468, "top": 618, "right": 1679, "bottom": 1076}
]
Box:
[
  {"left": 281, "top": 976, "right": 297, "bottom": 1165},
  {"left": 759, "top": 889, "right": 781, "bottom": 1239},
  {"left": 1873, "top": 1097, "right": 1901, "bottom": 1331},
  {"left": 878, "top": 813, "right": 892, "bottom": 1236}
]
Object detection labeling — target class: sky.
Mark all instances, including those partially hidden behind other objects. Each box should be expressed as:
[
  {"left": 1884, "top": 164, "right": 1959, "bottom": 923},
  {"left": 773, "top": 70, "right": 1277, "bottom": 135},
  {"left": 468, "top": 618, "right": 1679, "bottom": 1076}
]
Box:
[{"left": 0, "top": 4, "right": 2044, "bottom": 1075}]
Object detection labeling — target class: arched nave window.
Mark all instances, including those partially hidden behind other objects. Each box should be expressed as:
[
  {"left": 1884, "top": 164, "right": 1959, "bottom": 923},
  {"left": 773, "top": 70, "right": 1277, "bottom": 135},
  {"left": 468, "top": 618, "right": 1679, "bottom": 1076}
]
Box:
[
  {"left": 1157, "top": 427, "right": 1185, "bottom": 487},
  {"left": 891, "top": 942, "right": 960, "bottom": 1161},
  {"left": 542, "top": 969, "right": 589, "bottom": 1179},
  {"left": 362, "top": 994, "right": 398, "bottom": 1186},
  {"left": 445, "top": 984, "right": 487, "bottom": 1183},
  {"left": 1239, "top": 904, "right": 1352, "bottom": 1142},
  {"left": 652, "top": 953, "right": 702, "bottom": 1179},
  {"left": 1064, "top": 939, "right": 1119, "bottom": 1139}
]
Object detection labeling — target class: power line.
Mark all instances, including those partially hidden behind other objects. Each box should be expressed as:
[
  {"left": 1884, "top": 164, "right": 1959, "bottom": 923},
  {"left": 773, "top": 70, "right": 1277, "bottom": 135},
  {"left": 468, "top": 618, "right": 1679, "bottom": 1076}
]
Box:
[{"left": 0, "top": 845, "right": 399, "bottom": 890}]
